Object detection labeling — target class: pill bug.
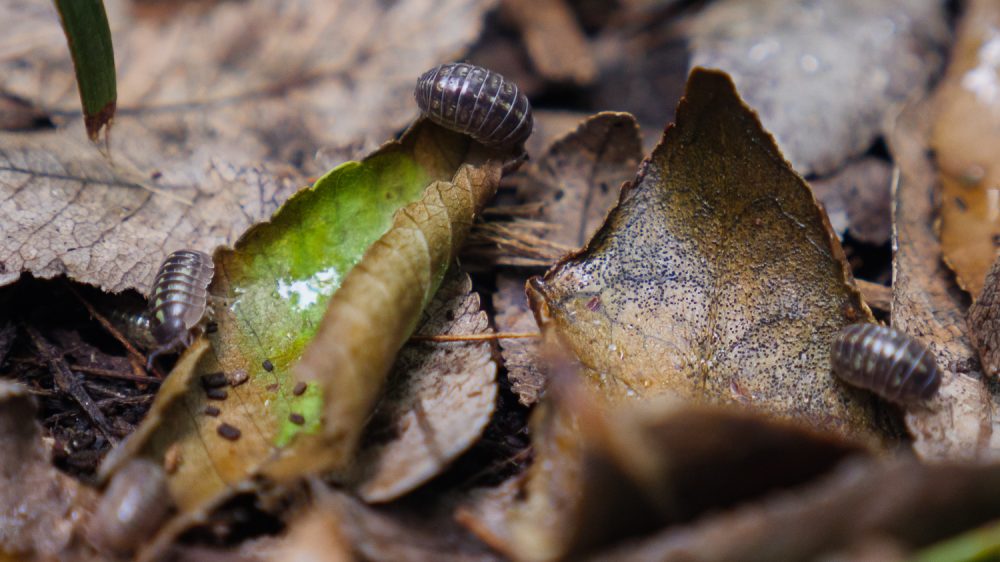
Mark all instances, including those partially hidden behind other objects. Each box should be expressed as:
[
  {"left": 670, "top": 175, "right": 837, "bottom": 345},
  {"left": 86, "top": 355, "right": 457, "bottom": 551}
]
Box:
[
  {"left": 830, "top": 323, "right": 941, "bottom": 404},
  {"left": 108, "top": 303, "right": 159, "bottom": 350},
  {"left": 414, "top": 62, "right": 533, "bottom": 151},
  {"left": 147, "top": 249, "right": 215, "bottom": 365},
  {"left": 86, "top": 458, "right": 173, "bottom": 554}
]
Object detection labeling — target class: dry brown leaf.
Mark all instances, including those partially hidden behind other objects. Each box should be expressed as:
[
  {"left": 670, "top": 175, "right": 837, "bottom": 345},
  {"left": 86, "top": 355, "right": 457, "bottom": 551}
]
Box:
[
  {"left": 855, "top": 279, "right": 892, "bottom": 315},
  {"left": 458, "top": 370, "right": 866, "bottom": 561},
  {"left": 296, "top": 483, "right": 501, "bottom": 562},
  {"left": 502, "top": 0, "right": 596, "bottom": 85},
  {"left": 970, "top": 256, "right": 1000, "bottom": 378},
  {"left": 524, "top": 110, "right": 595, "bottom": 159},
  {"left": 351, "top": 269, "right": 497, "bottom": 503},
  {"left": 529, "top": 69, "right": 889, "bottom": 443},
  {"left": 292, "top": 157, "right": 503, "bottom": 474},
  {"left": 933, "top": 0, "right": 1000, "bottom": 299},
  {"left": 689, "top": 0, "right": 946, "bottom": 176},
  {"left": 810, "top": 157, "right": 893, "bottom": 245},
  {"left": 888, "top": 98, "right": 1000, "bottom": 461},
  {"left": 492, "top": 113, "right": 643, "bottom": 406},
  {"left": 0, "top": 0, "right": 495, "bottom": 292},
  {"left": 590, "top": 457, "right": 1000, "bottom": 561},
  {"left": 0, "top": 380, "right": 95, "bottom": 560}
]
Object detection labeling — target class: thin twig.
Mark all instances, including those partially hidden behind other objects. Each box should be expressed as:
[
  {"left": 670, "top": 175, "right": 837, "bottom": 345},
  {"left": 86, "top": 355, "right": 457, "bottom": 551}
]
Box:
[
  {"left": 409, "top": 332, "right": 541, "bottom": 343},
  {"left": 66, "top": 285, "right": 163, "bottom": 378},
  {"left": 26, "top": 326, "right": 118, "bottom": 444},
  {"left": 12, "top": 357, "right": 160, "bottom": 384}
]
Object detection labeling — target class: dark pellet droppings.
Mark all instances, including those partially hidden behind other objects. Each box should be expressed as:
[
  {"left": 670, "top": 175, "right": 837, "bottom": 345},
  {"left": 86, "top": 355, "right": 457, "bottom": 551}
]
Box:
[
  {"left": 217, "top": 423, "right": 241, "bottom": 441},
  {"left": 292, "top": 381, "right": 307, "bottom": 396},
  {"left": 262, "top": 359, "right": 274, "bottom": 372},
  {"left": 200, "top": 372, "right": 228, "bottom": 388},
  {"left": 266, "top": 383, "right": 279, "bottom": 392},
  {"left": 205, "top": 321, "right": 219, "bottom": 334},
  {"left": 204, "top": 406, "right": 221, "bottom": 417},
  {"left": 205, "top": 388, "right": 228, "bottom": 400},
  {"left": 289, "top": 413, "right": 305, "bottom": 425},
  {"left": 228, "top": 369, "right": 249, "bottom": 386}
]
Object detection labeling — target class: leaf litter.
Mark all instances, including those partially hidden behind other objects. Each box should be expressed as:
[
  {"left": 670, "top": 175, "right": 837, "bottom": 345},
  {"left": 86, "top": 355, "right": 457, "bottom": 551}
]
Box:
[
  {"left": 98, "top": 120, "right": 505, "bottom": 558},
  {"left": 0, "top": 0, "right": 495, "bottom": 292},
  {"left": 529, "top": 68, "right": 890, "bottom": 443}
]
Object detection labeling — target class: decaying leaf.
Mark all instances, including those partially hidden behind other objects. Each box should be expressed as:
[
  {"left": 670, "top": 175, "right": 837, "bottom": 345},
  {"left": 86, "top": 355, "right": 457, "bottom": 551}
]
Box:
[
  {"left": 933, "top": 0, "right": 1000, "bottom": 299},
  {"left": 689, "top": 0, "right": 946, "bottom": 176},
  {"left": 591, "top": 457, "right": 1000, "bottom": 561},
  {"left": 459, "top": 368, "right": 866, "bottom": 561},
  {"left": 286, "top": 482, "right": 501, "bottom": 562},
  {"left": 810, "top": 157, "right": 893, "bottom": 245},
  {"left": 971, "top": 256, "right": 1000, "bottom": 379},
  {"left": 293, "top": 147, "right": 503, "bottom": 475},
  {"left": 98, "top": 122, "right": 500, "bottom": 557},
  {"left": 502, "top": 0, "right": 596, "bottom": 85},
  {"left": 888, "top": 98, "right": 1000, "bottom": 461},
  {"left": 0, "top": 0, "right": 495, "bottom": 292},
  {"left": 0, "top": 380, "right": 94, "bottom": 560},
  {"left": 351, "top": 269, "right": 497, "bottom": 503},
  {"left": 493, "top": 112, "right": 643, "bottom": 406},
  {"left": 529, "top": 68, "right": 889, "bottom": 443}
]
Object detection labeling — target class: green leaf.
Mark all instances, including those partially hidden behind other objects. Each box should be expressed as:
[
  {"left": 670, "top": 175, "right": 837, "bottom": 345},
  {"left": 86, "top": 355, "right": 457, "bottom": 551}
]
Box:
[
  {"left": 100, "top": 120, "right": 497, "bottom": 531},
  {"left": 53, "top": 0, "right": 116, "bottom": 140}
]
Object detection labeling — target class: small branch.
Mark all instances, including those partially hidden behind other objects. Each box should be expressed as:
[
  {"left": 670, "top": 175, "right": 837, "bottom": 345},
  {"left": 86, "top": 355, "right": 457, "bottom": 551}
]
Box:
[
  {"left": 26, "top": 326, "right": 118, "bottom": 445},
  {"left": 410, "top": 332, "right": 541, "bottom": 342},
  {"left": 67, "top": 284, "right": 163, "bottom": 378}
]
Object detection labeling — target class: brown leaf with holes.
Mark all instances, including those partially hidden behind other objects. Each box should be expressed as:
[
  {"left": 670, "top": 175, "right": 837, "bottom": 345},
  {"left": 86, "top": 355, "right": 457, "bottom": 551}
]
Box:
[
  {"left": 933, "top": 0, "right": 1000, "bottom": 299},
  {"left": 351, "top": 269, "right": 497, "bottom": 503},
  {"left": 528, "top": 69, "right": 890, "bottom": 444},
  {"left": 458, "top": 366, "right": 866, "bottom": 561},
  {"left": 970, "top": 256, "right": 1000, "bottom": 378},
  {"left": 889, "top": 97, "right": 1000, "bottom": 461},
  {"left": 0, "top": 381, "right": 95, "bottom": 560},
  {"left": 492, "top": 112, "right": 643, "bottom": 406},
  {"left": 0, "top": 0, "right": 495, "bottom": 292},
  {"left": 689, "top": 0, "right": 946, "bottom": 176}
]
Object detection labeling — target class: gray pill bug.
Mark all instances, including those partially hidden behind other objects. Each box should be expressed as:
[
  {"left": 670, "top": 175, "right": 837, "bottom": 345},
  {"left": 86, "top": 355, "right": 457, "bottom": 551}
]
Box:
[
  {"left": 414, "top": 62, "right": 533, "bottom": 152},
  {"left": 146, "top": 249, "right": 215, "bottom": 367},
  {"left": 830, "top": 323, "right": 941, "bottom": 405},
  {"left": 86, "top": 458, "right": 173, "bottom": 555}
]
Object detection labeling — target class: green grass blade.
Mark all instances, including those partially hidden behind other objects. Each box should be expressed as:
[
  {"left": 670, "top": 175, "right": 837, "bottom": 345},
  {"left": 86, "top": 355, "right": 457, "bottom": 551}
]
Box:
[{"left": 53, "top": 0, "right": 117, "bottom": 140}]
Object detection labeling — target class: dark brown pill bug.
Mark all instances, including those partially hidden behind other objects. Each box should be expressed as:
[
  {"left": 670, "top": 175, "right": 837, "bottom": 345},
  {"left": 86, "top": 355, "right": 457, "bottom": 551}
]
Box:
[
  {"left": 414, "top": 62, "right": 533, "bottom": 150},
  {"left": 86, "top": 458, "right": 173, "bottom": 554},
  {"left": 109, "top": 305, "right": 159, "bottom": 350},
  {"left": 830, "top": 323, "right": 941, "bottom": 405},
  {"left": 217, "top": 422, "right": 241, "bottom": 441},
  {"left": 147, "top": 249, "right": 215, "bottom": 365}
]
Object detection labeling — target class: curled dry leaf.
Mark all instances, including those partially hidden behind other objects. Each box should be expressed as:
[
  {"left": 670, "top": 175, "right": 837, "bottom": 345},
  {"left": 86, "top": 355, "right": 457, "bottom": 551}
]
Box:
[
  {"left": 528, "top": 68, "right": 889, "bottom": 444},
  {"left": 0, "top": 0, "right": 494, "bottom": 292},
  {"left": 0, "top": 380, "right": 94, "bottom": 560},
  {"left": 591, "top": 457, "right": 1000, "bottom": 562},
  {"left": 493, "top": 112, "right": 643, "bottom": 406},
  {"left": 459, "top": 368, "right": 866, "bottom": 561},
  {"left": 293, "top": 145, "right": 503, "bottom": 474},
  {"left": 99, "top": 122, "right": 499, "bottom": 557},
  {"left": 933, "top": 0, "right": 1000, "bottom": 299},
  {"left": 352, "top": 269, "right": 497, "bottom": 503},
  {"left": 689, "top": 0, "right": 946, "bottom": 176},
  {"left": 889, "top": 98, "right": 1000, "bottom": 461},
  {"left": 970, "top": 256, "right": 1000, "bottom": 378}
]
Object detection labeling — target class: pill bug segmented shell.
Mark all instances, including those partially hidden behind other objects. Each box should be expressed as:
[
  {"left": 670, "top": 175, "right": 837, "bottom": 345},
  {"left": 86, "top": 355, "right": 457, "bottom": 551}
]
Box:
[
  {"left": 414, "top": 62, "right": 533, "bottom": 149},
  {"left": 830, "top": 323, "right": 941, "bottom": 404},
  {"left": 109, "top": 305, "right": 159, "bottom": 350},
  {"left": 148, "top": 249, "right": 214, "bottom": 349},
  {"left": 86, "top": 458, "right": 172, "bottom": 554}
]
